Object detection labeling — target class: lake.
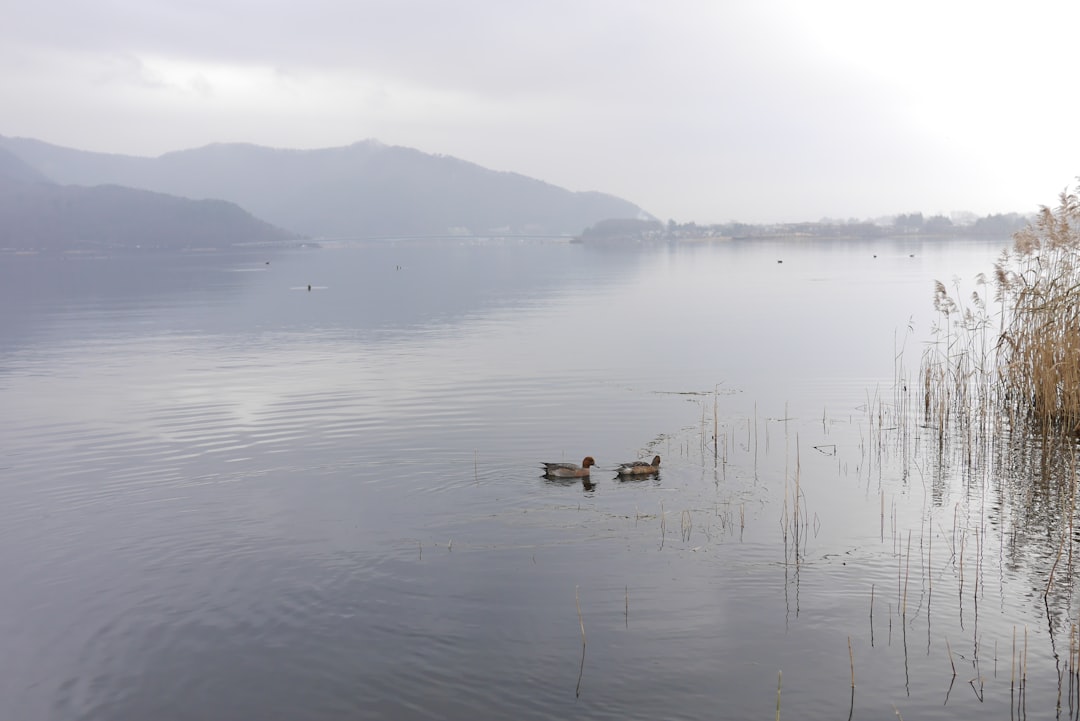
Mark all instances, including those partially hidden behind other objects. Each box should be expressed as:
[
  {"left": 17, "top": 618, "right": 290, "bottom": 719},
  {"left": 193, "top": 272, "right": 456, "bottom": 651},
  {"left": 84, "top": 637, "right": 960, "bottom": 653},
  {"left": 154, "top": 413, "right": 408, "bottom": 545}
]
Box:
[{"left": 1, "top": 235, "right": 1073, "bottom": 720}]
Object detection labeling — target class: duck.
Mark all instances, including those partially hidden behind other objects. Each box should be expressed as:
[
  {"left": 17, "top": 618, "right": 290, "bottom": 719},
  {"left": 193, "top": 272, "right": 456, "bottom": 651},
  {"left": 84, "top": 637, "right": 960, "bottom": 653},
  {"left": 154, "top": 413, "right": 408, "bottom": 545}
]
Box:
[
  {"left": 542, "top": 456, "right": 596, "bottom": 478},
  {"left": 616, "top": 455, "right": 661, "bottom": 476}
]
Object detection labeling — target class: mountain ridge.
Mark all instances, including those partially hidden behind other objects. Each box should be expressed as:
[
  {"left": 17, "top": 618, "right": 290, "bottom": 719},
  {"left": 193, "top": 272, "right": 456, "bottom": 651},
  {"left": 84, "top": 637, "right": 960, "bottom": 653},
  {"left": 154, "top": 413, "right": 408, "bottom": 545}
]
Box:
[
  {"left": 0, "top": 143, "right": 299, "bottom": 252},
  {"left": 0, "top": 136, "right": 652, "bottom": 238}
]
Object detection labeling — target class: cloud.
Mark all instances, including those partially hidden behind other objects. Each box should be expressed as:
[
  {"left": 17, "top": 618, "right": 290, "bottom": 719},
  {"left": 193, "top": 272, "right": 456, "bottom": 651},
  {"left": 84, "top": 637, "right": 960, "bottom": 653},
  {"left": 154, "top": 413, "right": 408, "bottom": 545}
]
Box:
[{"left": 2, "top": 1, "right": 1079, "bottom": 222}]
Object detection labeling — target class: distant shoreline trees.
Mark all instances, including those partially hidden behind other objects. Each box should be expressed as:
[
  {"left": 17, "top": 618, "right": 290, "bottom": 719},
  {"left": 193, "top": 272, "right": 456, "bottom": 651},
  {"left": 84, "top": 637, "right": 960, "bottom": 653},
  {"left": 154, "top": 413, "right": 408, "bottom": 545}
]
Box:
[{"left": 579, "top": 212, "right": 1032, "bottom": 243}]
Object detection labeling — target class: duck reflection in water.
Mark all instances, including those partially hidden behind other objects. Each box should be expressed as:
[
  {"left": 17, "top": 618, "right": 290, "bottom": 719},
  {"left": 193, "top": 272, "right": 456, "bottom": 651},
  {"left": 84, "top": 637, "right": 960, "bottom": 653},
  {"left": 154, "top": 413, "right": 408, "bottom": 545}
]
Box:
[{"left": 542, "top": 475, "right": 596, "bottom": 492}]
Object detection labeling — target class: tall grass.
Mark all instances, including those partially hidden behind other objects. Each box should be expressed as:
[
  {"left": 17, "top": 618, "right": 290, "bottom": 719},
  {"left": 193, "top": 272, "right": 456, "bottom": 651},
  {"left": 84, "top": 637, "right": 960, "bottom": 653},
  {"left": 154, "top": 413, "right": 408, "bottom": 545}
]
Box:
[
  {"left": 921, "top": 184, "right": 1080, "bottom": 447},
  {"left": 997, "top": 188, "right": 1080, "bottom": 434}
]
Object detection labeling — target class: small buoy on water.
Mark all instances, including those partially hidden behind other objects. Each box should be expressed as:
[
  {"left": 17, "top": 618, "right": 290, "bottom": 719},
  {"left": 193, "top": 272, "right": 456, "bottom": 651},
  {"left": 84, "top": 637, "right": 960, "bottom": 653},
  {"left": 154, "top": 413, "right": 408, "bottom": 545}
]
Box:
[{"left": 307, "top": 284, "right": 311, "bottom": 291}]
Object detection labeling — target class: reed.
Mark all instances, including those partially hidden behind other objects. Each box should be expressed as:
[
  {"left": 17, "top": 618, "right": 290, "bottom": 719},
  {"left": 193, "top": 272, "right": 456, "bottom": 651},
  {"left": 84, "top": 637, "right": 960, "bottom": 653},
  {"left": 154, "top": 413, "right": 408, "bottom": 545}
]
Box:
[
  {"left": 926, "top": 525, "right": 932, "bottom": 610},
  {"left": 998, "top": 190, "right": 1080, "bottom": 433},
  {"left": 921, "top": 184, "right": 1080, "bottom": 454},
  {"left": 869, "top": 584, "right": 875, "bottom": 647},
  {"left": 700, "top": 402, "right": 706, "bottom": 455},
  {"left": 1072, "top": 624, "right": 1079, "bottom": 708},
  {"left": 754, "top": 402, "right": 759, "bottom": 461},
  {"left": 848, "top": 635, "right": 855, "bottom": 687},
  {"left": 713, "top": 385, "right": 719, "bottom": 462},
  {"left": 958, "top": 530, "right": 964, "bottom": 619},
  {"left": 795, "top": 434, "right": 801, "bottom": 555},
  {"left": 1011, "top": 625, "right": 1016, "bottom": 691},
  {"left": 775, "top": 670, "right": 782, "bottom": 721},
  {"left": 1023, "top": 625, "right": 1028, "bottom": 687},
  {"left": 576, "top": 585, "right": 586, "bottom": 646},
  {"left": 659, "top": 500, "right": 666, "bottom": 549},
  {"left": 680, "top": 509, "right": 693, "bottom": 542},
  {"left": 902, "top": 530, "right": 911, "bottom": 618}
]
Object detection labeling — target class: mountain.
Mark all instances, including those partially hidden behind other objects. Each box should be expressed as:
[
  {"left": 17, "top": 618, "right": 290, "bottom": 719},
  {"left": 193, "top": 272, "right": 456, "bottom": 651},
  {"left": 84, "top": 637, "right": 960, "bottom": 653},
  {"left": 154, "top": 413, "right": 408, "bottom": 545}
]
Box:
[
  {"left": 0, "top": 137, "right": 651, "bottom": 238},
  {"left": 0, "top": 157, "right": 298, "bottom": 252},
  {"left": 0, "top": 146, "right": 48, "bottom": 184}
]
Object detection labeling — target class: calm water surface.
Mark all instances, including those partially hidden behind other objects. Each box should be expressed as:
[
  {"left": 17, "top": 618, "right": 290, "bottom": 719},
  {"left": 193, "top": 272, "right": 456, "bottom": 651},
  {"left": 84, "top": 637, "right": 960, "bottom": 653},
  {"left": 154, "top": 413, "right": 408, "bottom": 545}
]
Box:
[{"left": 1, "top": 236, "right": 1069, "bottom": 720}]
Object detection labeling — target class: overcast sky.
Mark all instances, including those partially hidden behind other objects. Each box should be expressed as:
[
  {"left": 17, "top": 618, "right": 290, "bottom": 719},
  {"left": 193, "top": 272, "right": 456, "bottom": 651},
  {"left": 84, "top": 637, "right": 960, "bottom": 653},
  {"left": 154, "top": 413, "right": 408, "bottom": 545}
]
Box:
[{"left": 3, "top": 1, "right": 1078, "bottom": 223}]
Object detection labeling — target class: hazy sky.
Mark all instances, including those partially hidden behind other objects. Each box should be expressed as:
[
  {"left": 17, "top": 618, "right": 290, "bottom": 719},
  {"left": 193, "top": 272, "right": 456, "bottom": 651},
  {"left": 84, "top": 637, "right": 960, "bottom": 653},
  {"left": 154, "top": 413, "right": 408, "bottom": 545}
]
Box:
[{"left": 3, "top": 1, "right": 1078, "bottom": 223}]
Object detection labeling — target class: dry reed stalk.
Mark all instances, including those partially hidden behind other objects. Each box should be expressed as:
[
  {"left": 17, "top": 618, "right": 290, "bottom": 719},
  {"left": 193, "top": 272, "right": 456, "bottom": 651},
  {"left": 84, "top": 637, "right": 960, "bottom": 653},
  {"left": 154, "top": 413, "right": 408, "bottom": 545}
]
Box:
[
  {"left": 713, "top": 386, "right": 718, "bottom": 461},
  {"left": 870, "top": 584, "right": 875, "bottom": 647},
  {"left": 700, "top": 402, "right": 705, "bottom": 455},
  {"left": 576, "top": 585, "right": 586, "bottom": 646},
  {"left": 1072, "top": 623, "right": 1080, "bottom": 709},
  {"left": 659, "top": 500, "right": 666, "bottom": 550},
  {"left": 972, "top": 527, "right": 979, "bottom": 609},
  {"left": 880, "top": 489, "right": 885, "bottom": 543},
  {"left": 946, "top": 636, "right": 956, "bottom": 677},
  {"left": 951, "top": 504, "right": 958, "bottom": 561},
  {"left": 781, "top": 469, "right": 789, "bottom": 546},
  {"left": 794, "top": 435, "right": 802, "bottom": 559},
  {"left": 1046, "top": 503, "right": 1071, "bottom": 600},
  {"left": 1023, "top": 625, "right": 1028, "bottom": 687},
  {"left": 1068, "top": 629, "right": 1075, "bottom": 716},
  {"left": 958, "top": 531, "right": 965, "bottom": 613},
  {"left": 1070, "top": 446, "right": 1078, "bottom": 583},
  {"left": 896, "top": 539, "right": 902, "bottom": 612},
  {"left": 775, "top": 670, "right": 782, "bottom": 721},
  {"left": 755, "top": 402, "right": 761, "bottom": 459},
  {"left": 892, "top": 502, "right": 898, "bottom": 554},
  {"left": 927, "top": 526, "right": 933, "bottom": 599},
  {"left": 903, "top": 530, "right": 911, "bottom": 618},
  {"left": 1070, "top": 624, "right": 1075, "bottom": 677},
  {"left": 1011, "top": 625, "right": 1016, "bottom": 690},
  {"left": 848, "top": 636, "right": 855, "bottom": 687}
]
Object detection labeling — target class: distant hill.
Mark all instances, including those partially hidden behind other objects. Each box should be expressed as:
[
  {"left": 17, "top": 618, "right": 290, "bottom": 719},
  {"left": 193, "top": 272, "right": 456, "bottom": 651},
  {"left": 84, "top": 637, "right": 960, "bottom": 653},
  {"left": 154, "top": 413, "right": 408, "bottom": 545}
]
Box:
[
  {"left": 0, "top": 147, "right": 48, "bottom": 184},
  {"left": 0, "top": 167, "right": 299, "bottom": 252},
  {"left": 0, "top": 137, "right": 652, "bottom": 238}
]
